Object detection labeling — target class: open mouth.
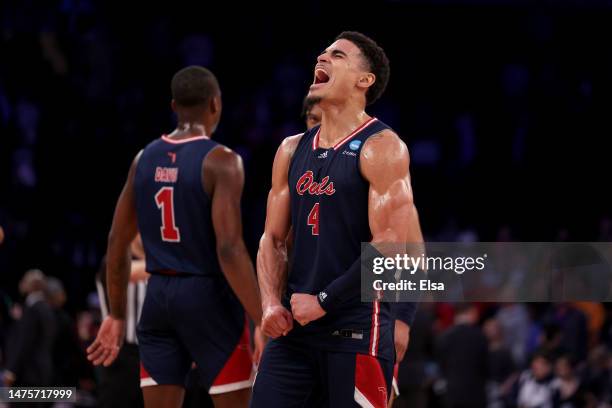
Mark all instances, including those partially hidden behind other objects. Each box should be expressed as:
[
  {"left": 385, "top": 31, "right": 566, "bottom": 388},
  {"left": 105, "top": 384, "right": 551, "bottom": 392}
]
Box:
[{"left": 314, "top": 68, "right": 330, "bottom": 85}]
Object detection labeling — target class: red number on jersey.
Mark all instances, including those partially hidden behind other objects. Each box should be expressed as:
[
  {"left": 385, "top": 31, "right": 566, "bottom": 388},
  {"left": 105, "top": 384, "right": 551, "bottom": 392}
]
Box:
[
  {"left": 307, "top": 202, "right": 320, "bottom": 235},
  {"left": 155, "top": 186, "right": 181, "bottom": 242}
]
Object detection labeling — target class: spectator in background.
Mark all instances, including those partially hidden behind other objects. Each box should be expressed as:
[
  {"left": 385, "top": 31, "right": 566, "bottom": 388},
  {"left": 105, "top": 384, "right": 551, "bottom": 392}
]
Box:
[
  {"left": 539, "top": 323, "right": 566, "bottom": 361},
  {"left": 484, "top": 318, "right": 518, "bottom": 408},
  {"left": 47, "top": 276, "right": 86, "bottom": 387},
  {"left": 583, "top": 346, "right": 612, "bottom": 405},
  {"left": 497, "top": 303, "right": 530, "bottom": 367},
  {"left": 436, "top": 303, "right": 488, "bottom": 408},
  {"left": 552, "top": 354, "right": 586, "bottom": 408},
  {"left": 545, "top": 304, "right": 588, "bottom": 362},
  {"left": 572, "top": 301, "right": 605, "bottom": 348},
  {"left": 516, "top": 350, "right": 556, "bottom": 408},
  {"left": 394, "top": 302, "right": 436, "bottom": 408},
  {"left": 3, "top": 269, "right": 57, "bottom": 387}
]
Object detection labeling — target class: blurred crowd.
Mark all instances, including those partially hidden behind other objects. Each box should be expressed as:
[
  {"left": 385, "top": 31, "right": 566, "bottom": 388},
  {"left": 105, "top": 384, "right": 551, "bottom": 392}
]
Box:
[
  {"left": 2, "top": 0, "right": 612, "bottom": 406},
  {"left": 394, "top": 302, "right": 612, "bottom": 408},
  {"left": 0, "top": 269, "right": 98, "bottom": 405},
  {"left": 2, "top": 268, "right": 612, "bottom": 407}
]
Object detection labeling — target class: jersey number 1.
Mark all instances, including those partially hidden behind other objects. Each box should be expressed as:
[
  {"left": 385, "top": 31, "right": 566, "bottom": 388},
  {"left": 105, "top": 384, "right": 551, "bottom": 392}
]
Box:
[
  {"left": 307, "top": 202, "right": 320, "bottom": 235},
  {"left": 155, "top": 186, "right": 181, "bottom": 242}
]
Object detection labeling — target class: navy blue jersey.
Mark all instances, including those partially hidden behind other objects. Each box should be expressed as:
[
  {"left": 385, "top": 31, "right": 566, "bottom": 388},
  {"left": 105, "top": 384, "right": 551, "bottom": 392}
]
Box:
[
  {"left": 134, "top": 135, "right": 222, "bottom": 276},
  {"left": 285, "top": 118, "right": 394, "bottom": 361}
]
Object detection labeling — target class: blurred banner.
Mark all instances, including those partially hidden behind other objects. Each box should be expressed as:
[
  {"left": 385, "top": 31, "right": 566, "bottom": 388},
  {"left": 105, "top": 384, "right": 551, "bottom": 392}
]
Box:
[{"left": 361, "top": 242, "right": 612, "bottom": 302}]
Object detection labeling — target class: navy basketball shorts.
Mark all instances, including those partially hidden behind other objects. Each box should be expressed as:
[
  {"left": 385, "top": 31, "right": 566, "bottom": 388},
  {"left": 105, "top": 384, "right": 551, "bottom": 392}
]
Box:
[
  {"left": 250, "top": 337, "right": 394, "bottom": 408},
  {"left": 137, "top": 274, "right": 254, "bottom": 394}
]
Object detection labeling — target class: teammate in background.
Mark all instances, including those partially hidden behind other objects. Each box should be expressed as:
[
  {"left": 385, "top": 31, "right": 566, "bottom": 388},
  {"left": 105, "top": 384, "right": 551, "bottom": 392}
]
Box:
[
  {"left": 87, "top": 66, "right": 264, "bottom": 408},
  {"left": 302, "top": 97, "right": 323, "bottom": 130},
  {"left": 254, "top": 32, "right": 423, "bottom": 407},
  {"left": 300, "top": 97, "right": 417, "bottom": 408}
]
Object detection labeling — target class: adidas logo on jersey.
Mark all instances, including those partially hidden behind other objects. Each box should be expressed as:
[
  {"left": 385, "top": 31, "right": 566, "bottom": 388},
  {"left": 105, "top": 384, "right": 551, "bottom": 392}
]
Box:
[{"left": 318, "top": 151, "right": 328, "bottom": 159}]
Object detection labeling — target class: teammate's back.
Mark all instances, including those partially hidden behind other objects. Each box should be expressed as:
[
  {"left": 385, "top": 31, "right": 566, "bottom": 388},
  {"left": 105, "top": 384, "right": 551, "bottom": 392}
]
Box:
[
  {"left": 88, "top": 66, "right": 264, "bottom": 408},
  {"left": 135, "top": 135, "right": 221, "bottom": 276}
]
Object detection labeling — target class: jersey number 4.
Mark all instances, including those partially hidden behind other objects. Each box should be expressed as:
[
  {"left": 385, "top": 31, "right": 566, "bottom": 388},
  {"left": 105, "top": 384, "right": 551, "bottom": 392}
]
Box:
[
  {"left": 307, "top": 202, "right": 320, "bottom": 235},
  {"left": 155, "top": 186, "right": 181, "bottom": 242}
]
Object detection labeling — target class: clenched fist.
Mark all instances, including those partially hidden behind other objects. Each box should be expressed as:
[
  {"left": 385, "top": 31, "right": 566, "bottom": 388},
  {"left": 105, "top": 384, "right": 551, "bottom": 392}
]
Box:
[
  {"left": 261, "top": 304, "right": 293, "bottom": 338},
  {"left": 290, "top": 293, "right": 326, "bottom": 326}
]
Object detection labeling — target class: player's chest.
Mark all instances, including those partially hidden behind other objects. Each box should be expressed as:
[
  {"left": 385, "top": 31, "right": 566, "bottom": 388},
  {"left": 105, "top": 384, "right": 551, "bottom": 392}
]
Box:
[{"left": 289, "top": 147, "right": 367, "bottom": 200}]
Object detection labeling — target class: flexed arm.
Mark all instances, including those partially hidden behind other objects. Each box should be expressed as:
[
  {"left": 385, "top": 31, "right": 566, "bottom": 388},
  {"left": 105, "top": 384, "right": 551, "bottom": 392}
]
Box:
[
  {"left": 290, "top": 130, "right": 423, "bottom": 328},
  {"left": 257, "top": 135, "right": 302, "bottom": 338}
]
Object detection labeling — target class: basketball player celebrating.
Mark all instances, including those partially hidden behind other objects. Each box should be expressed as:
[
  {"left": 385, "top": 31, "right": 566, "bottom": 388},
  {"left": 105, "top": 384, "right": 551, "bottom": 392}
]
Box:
[
  {"left": 87, "top": 66, "right": 264, "bottom": 408},
  {"left": 253, "top": 32, "right": 423, "bottom": 407},
  {"left": 300, "top": 98, "right": 417, "bottom": 407}
]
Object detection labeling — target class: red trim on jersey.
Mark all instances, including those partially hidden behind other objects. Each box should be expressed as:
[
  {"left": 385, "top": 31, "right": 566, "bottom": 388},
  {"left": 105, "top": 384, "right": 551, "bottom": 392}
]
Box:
[
  {"left": 333, "top": 117, "right": 377, "bottom": 150},
  {"left": 209, "top": 319, "right": 254, "bottom": 395},
  {"left": 140, "top": 362, "right": 150, "bottom": 379},
  {"left": 354, "top": 354, "right": 388, "bottom": 408},
  {"left": 311, "top": 118, "right": 377, "bottom": 151},
  {"left": 140, "top": 363, "right": 158, "bottom": 387},
  {"left": 312, "top": 128, "right": 321, "bottom": 150},
  {"left": 161, "top": 134, "right": 209, "bottom": 144},
  {"left": 369, "top": 299, "right": 380, "bottom": 357}
]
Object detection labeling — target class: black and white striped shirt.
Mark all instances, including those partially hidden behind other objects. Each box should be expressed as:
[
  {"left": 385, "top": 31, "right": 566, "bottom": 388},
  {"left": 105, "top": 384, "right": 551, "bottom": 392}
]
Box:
[{"left": 96, "top": 263, "right": 146, "bottom": 345}]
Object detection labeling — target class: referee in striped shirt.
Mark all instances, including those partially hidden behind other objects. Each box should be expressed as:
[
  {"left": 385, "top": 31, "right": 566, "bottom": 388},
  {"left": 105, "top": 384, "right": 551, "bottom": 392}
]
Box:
[{"left": 95, "top": 235, "right": 148, "bottom": 408}]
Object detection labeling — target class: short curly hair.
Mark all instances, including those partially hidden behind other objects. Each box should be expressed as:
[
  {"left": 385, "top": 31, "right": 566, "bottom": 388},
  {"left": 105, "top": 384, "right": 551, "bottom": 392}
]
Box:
[
  {"left": 336, "top": 31, "right": 390, "bottom": 106},
  {"left": 171, "top": 66, "right": 219, "bottom": 107}
]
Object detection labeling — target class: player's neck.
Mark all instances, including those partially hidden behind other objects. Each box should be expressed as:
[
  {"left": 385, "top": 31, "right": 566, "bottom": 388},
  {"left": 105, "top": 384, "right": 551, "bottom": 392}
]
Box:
[
  {"left": 318, "top": 102, "right": 370, "bottom": 148},
  {"left": 170, "top": 121, "right": 211, "bottom": 139}
]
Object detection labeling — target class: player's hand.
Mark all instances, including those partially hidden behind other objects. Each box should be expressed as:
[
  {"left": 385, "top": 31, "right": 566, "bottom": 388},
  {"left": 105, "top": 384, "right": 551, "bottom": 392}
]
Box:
[
  {"left": 87, "top": 316, "right": 126, "bottom": 367},
  {"left": 253, "top": 325, "right": 267, "bottom": 366},
  {"left": 290, "top": 293, "right": 326, "bottom": 326},
  {"left": 261, "top": 304, "right": 293, "bottom": 338},
  {"left": 394, "top": 319, "right": 410, "bottom": 363}
]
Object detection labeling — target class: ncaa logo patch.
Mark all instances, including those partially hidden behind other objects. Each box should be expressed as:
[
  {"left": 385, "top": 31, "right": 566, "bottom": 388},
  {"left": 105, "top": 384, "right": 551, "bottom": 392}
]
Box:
[{"left": 349, "top": 140, "right": 361, "bottom": 150}]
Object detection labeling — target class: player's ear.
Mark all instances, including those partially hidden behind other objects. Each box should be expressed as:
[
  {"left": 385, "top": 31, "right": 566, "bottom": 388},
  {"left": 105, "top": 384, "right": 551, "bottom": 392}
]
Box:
[
  {"left": 210, "top": 94, "right": 221, "bottom": 115},
  {"left": 357, "top": 73, "right": 376, "bottom": 91},
  {"left": 171, "top": 99, "right": 178, "bottom": 113}
]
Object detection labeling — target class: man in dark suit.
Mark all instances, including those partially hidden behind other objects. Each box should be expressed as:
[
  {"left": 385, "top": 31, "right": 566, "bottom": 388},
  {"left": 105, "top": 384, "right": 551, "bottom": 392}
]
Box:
[
  {"left": 3, "top": 269, "right": 58, "bottom": 387},
  {"left": 436, "top": 303, "right": 489, "bottom": 408}
]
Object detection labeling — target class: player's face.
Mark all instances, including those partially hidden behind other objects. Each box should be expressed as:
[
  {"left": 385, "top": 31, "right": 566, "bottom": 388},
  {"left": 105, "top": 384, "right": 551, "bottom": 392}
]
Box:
[
  {"left": 531, "top": 357, "right": 552, "bottom": 380},
  {"left": 308, "top": 39, "right": 370, "bottom": 104},
  {"left": 305, "top": 104, "right": 322, "bottom": 130},
  {"left": 555, "top": 358, "right": 572, "bottom": 379}
]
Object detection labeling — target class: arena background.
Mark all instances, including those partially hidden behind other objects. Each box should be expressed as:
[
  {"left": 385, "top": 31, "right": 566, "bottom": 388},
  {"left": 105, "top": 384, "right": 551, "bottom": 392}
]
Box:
[{"left": 1, "top": 0, "right": 612, "bottom": 406}]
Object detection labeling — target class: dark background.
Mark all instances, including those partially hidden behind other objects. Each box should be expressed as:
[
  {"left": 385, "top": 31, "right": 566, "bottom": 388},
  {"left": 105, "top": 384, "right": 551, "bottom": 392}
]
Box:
[
  {"left": 2, "top": 1, "right": 612, "bottom": 406},
  {"left": 2, "top": 0, "right": 611, "bottom": 310}
]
